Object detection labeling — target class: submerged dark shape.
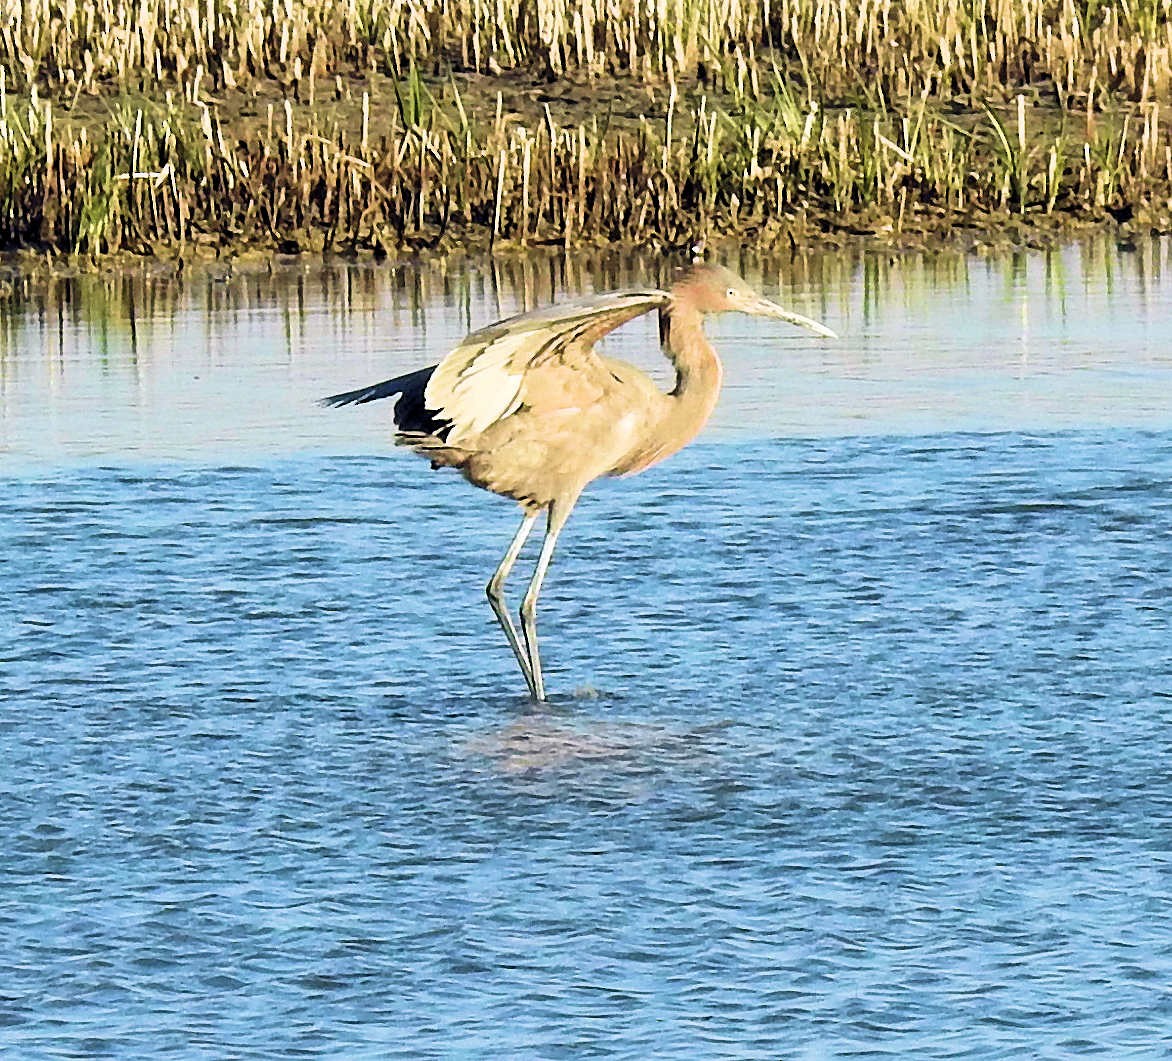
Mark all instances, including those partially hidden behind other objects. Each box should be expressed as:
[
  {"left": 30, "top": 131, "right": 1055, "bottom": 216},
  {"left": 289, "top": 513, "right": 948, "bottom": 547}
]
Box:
[{"left": 322, "top": 263, "right": 836, "bottom": 700}]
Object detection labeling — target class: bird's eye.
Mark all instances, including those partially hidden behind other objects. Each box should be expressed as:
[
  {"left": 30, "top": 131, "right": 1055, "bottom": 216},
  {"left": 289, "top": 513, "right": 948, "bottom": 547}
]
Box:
[{"left": 726, "top": 287, "right": 737, "bottom": 298}]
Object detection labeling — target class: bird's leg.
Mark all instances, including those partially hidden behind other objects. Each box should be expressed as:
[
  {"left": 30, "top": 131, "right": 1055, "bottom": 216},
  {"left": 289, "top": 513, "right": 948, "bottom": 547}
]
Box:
[
  {"left": 519, "top": 499, "right": 575, "bottom": 702},
  {"left": 486, "top": 510, "right": 540, "bottom": 696}
]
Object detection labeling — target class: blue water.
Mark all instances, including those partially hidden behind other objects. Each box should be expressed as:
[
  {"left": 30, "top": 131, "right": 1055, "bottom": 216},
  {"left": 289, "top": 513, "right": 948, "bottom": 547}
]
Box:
[{"left": 4, "top": 431, "right": 1172, "bottom": 1058}]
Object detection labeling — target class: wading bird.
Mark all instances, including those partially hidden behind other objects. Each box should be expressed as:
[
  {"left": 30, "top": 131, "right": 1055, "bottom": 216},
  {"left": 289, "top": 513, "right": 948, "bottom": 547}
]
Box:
[{"left": 322, "top": 263, "right": 835, "bottom": 700}]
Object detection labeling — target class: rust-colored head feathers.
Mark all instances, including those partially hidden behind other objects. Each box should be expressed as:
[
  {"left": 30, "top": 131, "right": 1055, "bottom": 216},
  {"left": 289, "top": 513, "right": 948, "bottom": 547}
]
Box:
[{"left": 671, "top": 263, "right": 759, "bottom": 313}]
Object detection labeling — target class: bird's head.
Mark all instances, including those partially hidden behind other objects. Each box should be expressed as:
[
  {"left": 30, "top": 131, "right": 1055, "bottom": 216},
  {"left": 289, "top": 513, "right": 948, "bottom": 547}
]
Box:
[{"left": 677, "top": 263, "right": 837, "bottom": 339}]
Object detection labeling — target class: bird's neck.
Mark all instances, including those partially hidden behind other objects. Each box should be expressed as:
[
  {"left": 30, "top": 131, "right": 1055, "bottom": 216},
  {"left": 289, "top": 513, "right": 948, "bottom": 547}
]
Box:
[
  {"left": 615, "top": 304, "right": 723, "bottom": 477},
  {"left": 664, "top": 303, "right": 723, "bottom": 444}
]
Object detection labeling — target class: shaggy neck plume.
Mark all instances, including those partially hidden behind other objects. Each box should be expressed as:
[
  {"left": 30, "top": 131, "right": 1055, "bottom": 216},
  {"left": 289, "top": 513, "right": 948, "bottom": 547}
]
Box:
[
  {"left": 664, "top": 303, "right": 723, "bottom": 443},
  {"left": 611, "top": 303, "right": 724, "bottom": 477}
]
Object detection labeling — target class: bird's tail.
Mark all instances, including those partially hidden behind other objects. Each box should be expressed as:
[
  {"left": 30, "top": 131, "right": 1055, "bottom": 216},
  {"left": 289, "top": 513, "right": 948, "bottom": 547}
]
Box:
[{"left": 320, "top": 364, "right": 451, "bottom": 439}]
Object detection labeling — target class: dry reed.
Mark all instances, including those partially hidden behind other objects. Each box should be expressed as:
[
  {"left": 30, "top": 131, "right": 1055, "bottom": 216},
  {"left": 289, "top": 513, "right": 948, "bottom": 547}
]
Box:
[{"left": 6, "top": 0, "right": 1172, "bottom": 104}]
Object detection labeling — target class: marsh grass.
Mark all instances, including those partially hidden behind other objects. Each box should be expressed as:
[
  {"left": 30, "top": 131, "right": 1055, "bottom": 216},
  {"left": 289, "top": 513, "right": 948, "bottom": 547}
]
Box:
[
  {"left": 8, "top": 0, "right": 1172, "bottom": 104},
  {"left": 3, "top": 1, "right": 1172, "bottom": 256}
]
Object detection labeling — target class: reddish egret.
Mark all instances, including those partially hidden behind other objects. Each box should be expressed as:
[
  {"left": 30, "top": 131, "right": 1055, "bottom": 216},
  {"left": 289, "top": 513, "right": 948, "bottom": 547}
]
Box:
[{"left": 323, "top": 263, "right": 835, "bottom": 700}]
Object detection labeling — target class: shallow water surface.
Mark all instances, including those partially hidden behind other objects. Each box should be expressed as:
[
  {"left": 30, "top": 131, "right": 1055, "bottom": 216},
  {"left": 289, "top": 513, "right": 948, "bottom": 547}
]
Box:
[{"left": 3, "top": 244, "right": 1172, "bottom": 1058}]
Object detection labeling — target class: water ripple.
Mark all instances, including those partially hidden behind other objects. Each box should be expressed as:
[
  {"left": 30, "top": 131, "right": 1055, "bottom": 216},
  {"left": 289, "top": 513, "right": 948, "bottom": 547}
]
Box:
[{"left": 3, "top": 431, "right": 1172, "bottom": 1058}]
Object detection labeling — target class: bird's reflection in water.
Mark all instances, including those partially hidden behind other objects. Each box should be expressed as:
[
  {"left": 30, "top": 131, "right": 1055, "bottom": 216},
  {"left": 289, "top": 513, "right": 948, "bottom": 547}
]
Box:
[{"left": 459, "top": 699, "right": 729, "bottom": 777}]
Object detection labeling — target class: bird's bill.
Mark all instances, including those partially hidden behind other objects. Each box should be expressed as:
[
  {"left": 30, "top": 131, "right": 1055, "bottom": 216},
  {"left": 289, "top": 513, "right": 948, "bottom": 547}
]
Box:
[{"left": 747, "top": 296, "right": 838, "bottom": 339}]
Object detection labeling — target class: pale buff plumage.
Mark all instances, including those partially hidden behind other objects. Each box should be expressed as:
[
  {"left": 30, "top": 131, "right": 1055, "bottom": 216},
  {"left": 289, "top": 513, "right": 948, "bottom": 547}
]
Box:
[{"left": 322, "top": 263, "right": 836, "bottom": 700}]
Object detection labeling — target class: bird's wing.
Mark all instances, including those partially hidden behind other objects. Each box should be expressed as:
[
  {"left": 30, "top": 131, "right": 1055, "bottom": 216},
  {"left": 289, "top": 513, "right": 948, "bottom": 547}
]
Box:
[{"left": 424, "top": 289, "right": 670, "bottom": 440}]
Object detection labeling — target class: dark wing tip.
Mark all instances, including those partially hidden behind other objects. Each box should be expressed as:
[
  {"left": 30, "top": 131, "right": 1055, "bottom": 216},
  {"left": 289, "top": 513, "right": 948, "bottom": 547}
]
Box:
[
  {"left": 319, "top": 378, "right": 408, "bottom": 408},
  {"left": 319, "top": 366, "right": 443, "bottom": 440}
]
